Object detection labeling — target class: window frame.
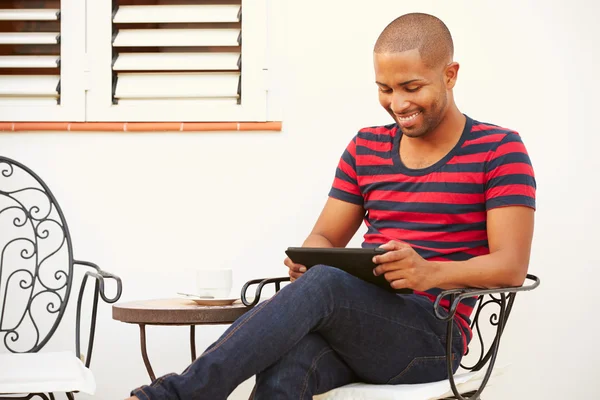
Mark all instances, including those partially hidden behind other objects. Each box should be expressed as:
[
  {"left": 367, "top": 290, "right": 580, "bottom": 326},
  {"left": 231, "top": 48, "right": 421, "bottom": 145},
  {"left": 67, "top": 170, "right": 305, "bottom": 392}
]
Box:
[
  {"left": 0, "top": 0, "right": 87, "bottom": 122},
  {"left": 0, "top": 0, "right": 270, "bottom": 123},
  {"left": 85, "top": 0, "right": 268, "bottom": 122}
]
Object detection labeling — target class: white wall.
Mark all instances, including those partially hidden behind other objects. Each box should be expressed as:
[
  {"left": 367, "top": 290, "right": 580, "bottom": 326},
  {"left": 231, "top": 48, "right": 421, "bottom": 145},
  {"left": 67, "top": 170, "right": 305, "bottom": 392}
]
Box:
[{"left": 1, "top": 0, "right": 599, "bottom": 398}]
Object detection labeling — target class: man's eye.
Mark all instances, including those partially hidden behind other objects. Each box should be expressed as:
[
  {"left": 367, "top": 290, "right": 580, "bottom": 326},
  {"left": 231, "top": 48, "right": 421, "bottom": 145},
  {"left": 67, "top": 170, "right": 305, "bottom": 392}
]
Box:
[
  {"left": 379, "top": 88, "right": 392, "bottom": 94},
  {"left": 406, "top": 86, "right": 421, "bottom": 93}
]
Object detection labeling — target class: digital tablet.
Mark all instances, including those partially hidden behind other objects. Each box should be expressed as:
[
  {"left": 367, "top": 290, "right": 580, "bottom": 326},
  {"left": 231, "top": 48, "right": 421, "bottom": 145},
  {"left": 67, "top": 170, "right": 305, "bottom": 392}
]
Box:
[{"left": 285, "top": 247, "right": 413, "bottom": 294}]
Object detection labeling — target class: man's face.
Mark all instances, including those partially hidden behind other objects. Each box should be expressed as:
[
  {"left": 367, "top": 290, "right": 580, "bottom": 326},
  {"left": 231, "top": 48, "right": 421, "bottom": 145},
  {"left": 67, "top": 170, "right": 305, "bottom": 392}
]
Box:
[{"left": 374, "top": 49, "right": 450, "bottom": 138}]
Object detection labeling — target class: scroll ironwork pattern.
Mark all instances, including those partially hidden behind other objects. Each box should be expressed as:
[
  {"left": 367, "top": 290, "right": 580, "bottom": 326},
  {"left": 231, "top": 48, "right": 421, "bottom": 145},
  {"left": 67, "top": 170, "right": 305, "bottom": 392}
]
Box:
[
  {"left": 460, "top": 293, "right": 515, "bottom": 372},
  {"left": 0, "top": 158, "right": 74, "bottom": 353}
]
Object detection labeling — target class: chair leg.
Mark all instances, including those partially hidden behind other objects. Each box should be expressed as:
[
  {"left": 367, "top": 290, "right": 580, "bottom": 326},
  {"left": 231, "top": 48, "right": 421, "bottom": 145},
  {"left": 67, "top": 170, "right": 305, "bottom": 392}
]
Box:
[{"left": 66, "top": 393, "right": 75, "bottom": 400}]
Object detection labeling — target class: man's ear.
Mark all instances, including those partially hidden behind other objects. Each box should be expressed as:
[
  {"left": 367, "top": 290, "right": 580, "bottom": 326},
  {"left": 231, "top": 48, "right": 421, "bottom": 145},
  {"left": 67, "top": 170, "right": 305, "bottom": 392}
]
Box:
[{"left": 445, "top": 62, "right": 460, "bottom": 89}]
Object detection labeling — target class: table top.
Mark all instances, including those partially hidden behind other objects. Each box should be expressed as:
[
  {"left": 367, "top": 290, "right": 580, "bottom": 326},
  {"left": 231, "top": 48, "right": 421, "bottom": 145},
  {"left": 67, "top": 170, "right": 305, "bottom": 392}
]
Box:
[{"left": 112, "top": 298, "right": 252, "bottom": 325}]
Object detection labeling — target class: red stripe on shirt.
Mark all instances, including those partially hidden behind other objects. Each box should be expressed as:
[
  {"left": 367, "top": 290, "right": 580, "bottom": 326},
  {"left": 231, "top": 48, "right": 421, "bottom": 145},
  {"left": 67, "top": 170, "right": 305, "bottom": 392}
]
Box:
[
  {"left": 486, "top": 184, "right": 536, "bottom": 199},
  {"left": 462, "top": 246, "right": 490, "bottom": 257},
  {"left": 415, "top": 291, "right": 475, "bottom": 317},
  {"left": 447, "top": 152, "right": 490, "bottom": 164},
  {"left": 472, "top": 123, "right": 516, "bottom": 134},
  {"left": 363, "top": 232, "right": 398, "bottom": 245},
  {"left": 332, "top": 177, "right": 361, "bottom": 196},
  {"left": 360, "top": 171, "right": 486, "bottom": 185},
  {"left": 427, "top": 255, "right": 454, "bottom": 262},
  {"left": 377, "top": 227, "right": 487, "bottom": 243},
  {"left": 361, "top": 126, "right": 398, "bottom": 135},
  {"left": 490, "top": 141, "right": 527, "bottom": 159},
  {"left": 356, "top": 137, "right": 393, "bottom": 152},
  {"left": 367, "top": 190, "right": 484, "bottom": 205},
  {"left": 339, "top": 158, "right": 357, "bottom": 180},
  {"left": 355, "top": 155, "right": 394, "bottom": 166},
  {"left": 368, "top": 210, "right": 487, "bottom": 225},
  {"left": 487, "top": 162, "right": 535, "bottom": 178},
  {"left": 417, "top": 246, "right": 490, "bottom": 259},
  {"left": 408, "top": 241, "right": 476, "bottom": 254},
  {"left": 463, "top": 134, "right": 507, "bottom": 146},
  {"left": 364, "top": 234, "right": 477, "bottom": 254},
  {"left": 346, "top": 140, "right": 357, "bottom": 157}
]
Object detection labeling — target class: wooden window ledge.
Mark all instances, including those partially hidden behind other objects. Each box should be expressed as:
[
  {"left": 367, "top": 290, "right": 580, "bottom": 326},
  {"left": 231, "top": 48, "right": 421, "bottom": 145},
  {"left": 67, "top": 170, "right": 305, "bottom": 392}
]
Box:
[{"left": 0, "top": 122, "right": 282, "bottom": 132}]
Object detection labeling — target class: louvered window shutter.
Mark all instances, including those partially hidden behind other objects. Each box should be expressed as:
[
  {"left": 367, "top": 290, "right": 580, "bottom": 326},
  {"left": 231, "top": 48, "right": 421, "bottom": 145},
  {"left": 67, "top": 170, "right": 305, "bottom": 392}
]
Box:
[
  {"left": 87, "top": 0, "right": 267, "bottom": 122},
  {"left": 0, "top": 7, "right": 61, "bottom": 104},
  {"left": 0, "top": 0, "right": 85, "bottom": 121}
]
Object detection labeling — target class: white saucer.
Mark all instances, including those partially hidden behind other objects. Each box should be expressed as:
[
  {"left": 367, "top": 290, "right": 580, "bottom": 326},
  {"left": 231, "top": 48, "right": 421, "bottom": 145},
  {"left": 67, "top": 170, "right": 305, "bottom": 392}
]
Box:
[{"left": 177, "top": 292, "right": 239, "bottom": 306}]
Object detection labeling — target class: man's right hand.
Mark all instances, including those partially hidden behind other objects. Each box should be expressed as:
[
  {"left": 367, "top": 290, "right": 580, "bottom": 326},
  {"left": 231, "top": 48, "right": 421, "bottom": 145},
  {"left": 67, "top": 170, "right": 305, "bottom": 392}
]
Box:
[{"left": 284, "top": 257, "right": 307, "bottom": 282}]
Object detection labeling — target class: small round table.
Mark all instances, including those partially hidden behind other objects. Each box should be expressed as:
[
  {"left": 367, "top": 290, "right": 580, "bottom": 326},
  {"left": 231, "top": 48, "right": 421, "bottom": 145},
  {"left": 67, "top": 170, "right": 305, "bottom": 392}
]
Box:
[{"left": 112, "top": 298, "right": 251, "bottom": 381}]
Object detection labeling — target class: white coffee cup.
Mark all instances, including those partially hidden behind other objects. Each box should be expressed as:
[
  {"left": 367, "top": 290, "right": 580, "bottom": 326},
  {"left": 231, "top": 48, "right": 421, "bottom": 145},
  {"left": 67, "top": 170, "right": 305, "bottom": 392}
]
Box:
[{"left": 196, "top": 268, "right": 233, "bottom": 298}]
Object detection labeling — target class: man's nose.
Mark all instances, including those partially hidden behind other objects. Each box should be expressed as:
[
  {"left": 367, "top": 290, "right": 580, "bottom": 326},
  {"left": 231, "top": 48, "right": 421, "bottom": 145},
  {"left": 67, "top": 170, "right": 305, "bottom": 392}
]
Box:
[{"left": 391, "top": 93, "right": 411, "bottom": 114}]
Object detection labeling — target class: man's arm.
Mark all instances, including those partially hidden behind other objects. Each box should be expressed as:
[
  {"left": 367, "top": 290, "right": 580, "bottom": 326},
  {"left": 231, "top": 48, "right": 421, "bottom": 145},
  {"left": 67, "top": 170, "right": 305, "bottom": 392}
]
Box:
[
  {"left": 303, "top": 197, "right": 365, "bottom": 248},
  {"left": 287, "top": 133, "right": 364, "bottom": 279},
  {"left": 286, "top": 197, "right": 365, "bottom": 280},
  {"left": 373, "top": 206, "right": 534, "bottom": 290},
  {"left": 430, "top": 205, "right": 534, "bottom": 289}
]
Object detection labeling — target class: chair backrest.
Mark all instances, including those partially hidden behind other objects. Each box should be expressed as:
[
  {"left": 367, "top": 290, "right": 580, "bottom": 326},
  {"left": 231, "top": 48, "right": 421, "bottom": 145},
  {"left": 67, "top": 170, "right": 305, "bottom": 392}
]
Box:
[
  {"left": 0, "top": 157, "right": 74, "bottom": 353},
  {"left": 460, "top": 292, "right": 516, "bottom": 373}
]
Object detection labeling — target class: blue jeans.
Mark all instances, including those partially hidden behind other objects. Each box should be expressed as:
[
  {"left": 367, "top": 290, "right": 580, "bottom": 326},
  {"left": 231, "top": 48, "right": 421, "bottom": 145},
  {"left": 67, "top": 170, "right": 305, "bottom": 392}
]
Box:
[{"left": 131, "top": 265, "right": 465, "bottom": 400}]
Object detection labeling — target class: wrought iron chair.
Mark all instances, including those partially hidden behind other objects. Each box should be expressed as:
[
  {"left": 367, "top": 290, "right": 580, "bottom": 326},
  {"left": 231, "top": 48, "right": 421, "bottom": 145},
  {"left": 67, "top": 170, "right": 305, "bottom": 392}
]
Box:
[
  {"left": 241, "top": 273, "right": 539, "bottom": 400},
  {"left": 0, "top": 156, "right": 123, "bottom": 400}
]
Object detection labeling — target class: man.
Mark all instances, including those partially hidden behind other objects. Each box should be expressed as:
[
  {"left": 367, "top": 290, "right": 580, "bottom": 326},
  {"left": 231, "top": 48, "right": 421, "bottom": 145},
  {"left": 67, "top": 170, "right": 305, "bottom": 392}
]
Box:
[{"left": 127, "top": 12, "right": 535, "bottom": 400}]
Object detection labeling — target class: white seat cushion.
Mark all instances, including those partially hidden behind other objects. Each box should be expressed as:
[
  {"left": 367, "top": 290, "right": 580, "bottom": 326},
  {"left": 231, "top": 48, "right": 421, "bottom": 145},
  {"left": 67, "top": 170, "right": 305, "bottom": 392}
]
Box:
[
  {"left": 0, "top": 351, "right": 96, "bottom": 395},
  {"left": 314, "top": 367, "right": 504, "bottom": 400}
]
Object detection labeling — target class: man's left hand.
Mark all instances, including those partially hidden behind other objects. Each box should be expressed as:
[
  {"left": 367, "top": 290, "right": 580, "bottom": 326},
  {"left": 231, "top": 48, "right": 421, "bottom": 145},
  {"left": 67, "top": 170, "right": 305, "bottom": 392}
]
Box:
[{"left": 372, "top": 241, "right": 438, "bottom": 291}]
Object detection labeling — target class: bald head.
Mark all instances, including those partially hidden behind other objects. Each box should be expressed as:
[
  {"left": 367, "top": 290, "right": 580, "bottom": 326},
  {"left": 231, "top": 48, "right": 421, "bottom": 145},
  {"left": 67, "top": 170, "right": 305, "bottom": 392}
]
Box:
[{"left": 374, "top": 13, "right": 454, "bottom": 69}]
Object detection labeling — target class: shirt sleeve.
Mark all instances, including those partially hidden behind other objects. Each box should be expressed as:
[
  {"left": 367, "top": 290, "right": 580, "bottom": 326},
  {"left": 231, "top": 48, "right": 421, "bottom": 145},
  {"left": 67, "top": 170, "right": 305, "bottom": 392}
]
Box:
[
  {"left": 485, "top": 133, "right": 536, "bottom": 210},
  {"left": 328, "top": 136, "right": 364, "bottom": 205}
]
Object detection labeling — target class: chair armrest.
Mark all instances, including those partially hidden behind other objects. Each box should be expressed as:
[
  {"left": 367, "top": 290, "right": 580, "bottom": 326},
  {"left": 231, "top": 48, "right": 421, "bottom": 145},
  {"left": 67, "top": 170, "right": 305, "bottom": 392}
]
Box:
[
  {"left": 73, "top": 260, "right": 123, "bottom": 368},
  {"left": 433, "top": 274, "right": 540, "bottom": 321},
  {"left": 437, "top": 274, "right": 540, "bottom": 400},
  {"left": 74, "top": 260, "right": 123, "bottom": 303},
  {"left": 240, "top": 277, "right": 291, "bottom": 307}
]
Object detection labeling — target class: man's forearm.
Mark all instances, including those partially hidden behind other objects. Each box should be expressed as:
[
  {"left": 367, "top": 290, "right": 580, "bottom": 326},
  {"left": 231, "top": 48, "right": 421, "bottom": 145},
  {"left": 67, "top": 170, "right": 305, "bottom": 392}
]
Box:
[
  {"left": 430, "top": 250, "right": 529, "bottom": 290},
  {"left": 302, "top": 234, "right": 335, "bottom": 248}
]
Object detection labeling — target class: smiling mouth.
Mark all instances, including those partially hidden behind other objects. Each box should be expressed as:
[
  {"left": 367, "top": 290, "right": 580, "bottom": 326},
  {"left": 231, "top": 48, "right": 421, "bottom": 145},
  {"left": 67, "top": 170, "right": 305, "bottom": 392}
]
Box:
[{"left": 396, "top": 111, "right": 421, "bottom": 122}]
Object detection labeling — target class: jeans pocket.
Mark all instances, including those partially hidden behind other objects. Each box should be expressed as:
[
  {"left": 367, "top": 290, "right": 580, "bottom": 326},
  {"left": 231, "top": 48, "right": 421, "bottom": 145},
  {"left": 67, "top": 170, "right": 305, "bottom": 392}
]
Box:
[{"left": 386, "top": 353, "right": 457, "bottom": 385}]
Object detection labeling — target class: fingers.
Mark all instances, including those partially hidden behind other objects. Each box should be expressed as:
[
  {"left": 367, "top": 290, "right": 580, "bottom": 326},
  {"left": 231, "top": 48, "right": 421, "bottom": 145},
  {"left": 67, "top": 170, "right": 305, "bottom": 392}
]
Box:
[
  {"left": 377, "top": 240, "right": 408, "bottom": 251},
  {"left": 373, "top": 245, "right": 411, "bottom": 265},
  {"left": 377, "top": 269, "right": 410, "bottom": 289},
  {"left": 390, "top": 278, "right": 409, "bottom": 290},
  {"left": 284, "top": 257, "right": 306, "bottom": 282},
  {"left": 284, "top": 257, "right": 307, "bottom": 273},
  {"left": 289, "top": 270, "right": 303, "bottom": 281},
  {"left": 372, "top": 248, "right": 413, "bottom": 276},
  {"left": 382, "top": 269, "right": 406, "bottom": 283}
]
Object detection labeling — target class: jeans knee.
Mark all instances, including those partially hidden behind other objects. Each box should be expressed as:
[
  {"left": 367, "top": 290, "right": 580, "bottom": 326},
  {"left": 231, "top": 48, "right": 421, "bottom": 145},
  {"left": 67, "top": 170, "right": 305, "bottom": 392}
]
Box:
[
  {"left": 303, "top": 264, "right": 352, "bottom": 295},
  {"left": 304, "top": 264, "right": 346, "bottom": 282}
]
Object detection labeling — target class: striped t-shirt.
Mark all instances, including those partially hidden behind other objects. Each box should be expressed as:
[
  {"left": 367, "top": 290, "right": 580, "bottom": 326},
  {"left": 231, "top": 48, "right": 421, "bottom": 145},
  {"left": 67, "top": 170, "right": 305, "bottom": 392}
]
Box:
[{"left": 328, "top": 115, "right": 536, "bottom": 347}]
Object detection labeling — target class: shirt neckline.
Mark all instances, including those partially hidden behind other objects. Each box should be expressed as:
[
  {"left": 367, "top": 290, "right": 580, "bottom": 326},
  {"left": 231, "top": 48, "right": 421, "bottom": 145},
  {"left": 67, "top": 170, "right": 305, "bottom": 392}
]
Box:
[{"left": 391, "top": 115, "right": 473, "bottom": 176}]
